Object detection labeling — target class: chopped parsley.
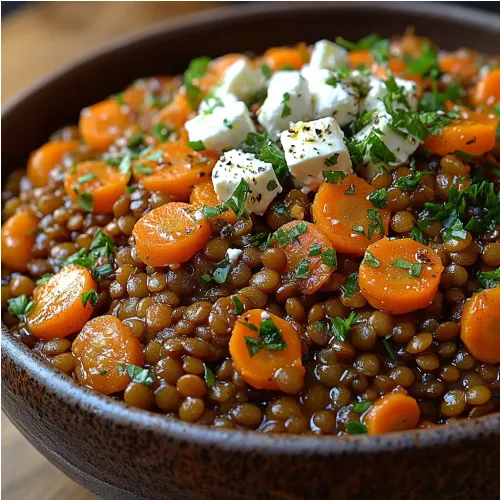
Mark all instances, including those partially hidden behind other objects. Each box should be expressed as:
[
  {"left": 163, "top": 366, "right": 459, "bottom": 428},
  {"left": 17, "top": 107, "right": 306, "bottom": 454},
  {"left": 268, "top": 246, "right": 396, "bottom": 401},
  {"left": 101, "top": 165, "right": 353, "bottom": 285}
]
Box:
[
  {"left": 345, "top": 421, "right": 368, "bottom": 435},
  {"left": 273, "top": 222, "right": 307, "bottom": 248},
  {"left": 324, "top": 153, "right": 339, "bottom": 167},
  {"left": 93, "top": 263, "right": 114, "bottom": 280},
  {"left": 274, "top": 204, "right": 290, "bottom": 217},
  {"left": 184, "top": 56, "right": 212, "bottom": 109},
  {"left": 281, "top": 92, "right": 292, "bottom": 118},
  {"left": 345, "top": 184, "right": 355, "bottom": 195},
  {"left": 125, "top": 364, "right": 153, "bottom": 386},
  {"left": 261, "top": 64, "right": 272, "bottom": 78},
  {"left": 231, "top": 296, "right": 245, "bottom": 315},
  {"left": 443, "top": 218, "right": 467, "bottom": 241},
  {"left": 321, "top": 248, "right": 337, "bottom": 268},
  {"left": 201, "top": 205, "right": 228, "bottom": 219},
  {"left": 77, "top": 191, "right": 93, "bottom": 213},
  {"left": 410, "top": 226, "right": 428, "bottom": 245},
  {"left": 393, "top": 170, "right": 431, "bottom": 191},
  {"left": 203, "top": 364, "right": 215, "bottom": 388},
  {"left": 331, "top": 311, "right": 360, "bottom": 341},
  {"left": 295, "top": 259, "right": 310, "bottom": 278},
  {"left": 134, "top": 165, "right": 154, "bottom": 175},
  {"left": 352, "top": 401, "right": 373, "bottom": 413},
  {"left": 200, "top": 273, "right": 212, "bottom": 284},
  {"left": 352, "top": 226, "right": 366, "bottom": 236},
  {"left": 77, "top": 173, "right": 96, "bottom": 184},
  {"left": 81, "top": 289, "right": 99, "bottom": 307},
  {"left": 223, "top": 118, "right": 234, "bottom": 129},
  {"left": 308, "top": 242, "right": 322, "bottom": 257},
  {"left": 212, "top": 259, "right": 232, "bottom": 284},
  {"left": 382, "top": 337, "right": 397, "bottom": 360},
  {"left": 392, "top": 259, "right": 423, "bottom": 278},
  {"left": 368, "top": 188, "right": 388, "bottom": 208},
  {"left": 322, "top": 170, "right": 346, "bottom": 183},
  {"left": 187, "top": 140, "right": 205, "bottom": 151},
  {"left": 7, "top": 294, "right": 35, "bottom": 322},
  {"left": 35, "top": 273, "right": 53, "bottom": 286},
  {"left": 341, "top": 272, "right": 359, "bottom": 298},
  {"left": 225, "top": 178, "right": 250, "bottom": 219},
  {"left": 152, "top": 123, "right": 173, "bottom": 143},
  {"left": 362, "top": 251, "right": 381, "bottom": 268},
  {"left": 367, "top": 209, "right": 385, "bottom": 239},
  {"left": 118, "top": 152, "right": 133, "bottom": 175},
  {"left": 477, "top": 268, "right": 500, "bottom": 289},
  {"left": 267, "top": 179, "right": 278, "bottom": 191},
  {"left": 243, "top": 318, "right": 287, "bottom": 357},
  {"left": 404, "top": 42, "right": 440, "bottom": 79}
]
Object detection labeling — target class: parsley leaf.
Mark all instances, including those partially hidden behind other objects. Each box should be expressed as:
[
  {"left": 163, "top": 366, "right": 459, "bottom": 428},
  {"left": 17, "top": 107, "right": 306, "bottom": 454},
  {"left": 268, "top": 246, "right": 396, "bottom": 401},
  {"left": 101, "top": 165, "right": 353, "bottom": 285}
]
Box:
[
  {"left": 443, "top": 218, "right": 467, "bottom": 241},
  {"left": 368, "top": 188, "right": 388, "bottom": 208},
  {"left": 7, "top": 294, "right": 35, "bottom": 322},
  {"left": 362, "top": 251, "right": 380, "bottom": 268},
  {"left": 352, "top": 401, "right": 373, "bottom": 413},
  {"left": 341, "top": 272, "right": 359, "bottom": 298},
  {"left": 331, "top": 311, "right": 360, "bottom": 341},
  {"left": 184, "top": 56, "right": 212, "bottom": 109},
  {"left": 344, "top": 184, "right": 355, "bottom": 195},
  {"left": 477, "top": 268, "right": 500, "bottom": 289},
  {"left": 212, "top": 259, "right": 232, "bottom": 284},
  {"left": 152, "top": 123, "right": 173, "bottom": 143},
  {"left": 393, "top": 171, "right": 431, "bottom": 191},
  {"left": 126, "top": 364, "right": 153, "bottom": 386},
  {"left": 81, "top": 289, "right": 99, "bottom": 307},
  {"left": 225, "top": 179, "right": 249, "bottom": 219},
  {"left": 308, "top": 243, "right": 322, "bottom": 257},
  {"left": 281, "top": 92, "right": 292, "bottom": 118},
  {"left": 321, "top": 248, "right": 337, "bottom": 268},
  {"left": 392, "top": 259, "right": 423, "bottom": 278},
  {"left": 187, "top": 140, "right": 205, "bottom": 151},
  {"left": 274, "top": 222, "right": 307, "bottom": 248},
  {"left": 201, "top": 205, "right": 228, "bottom": 219},
  {"left": 231, "top": 296, "right": 245, "bottom": 315},
  {"left": 323, "top": 170, "right": 346, "bottom": 183},
  {"left": 35, "top": 273, "right": 53, "bottom": 286},
  {"left": 345, "top": 421, "right": 368, "bottom": 435},
  {"left": 203, "top": 364, "right": 215, "bottom": 388},
  {"left": 77, "top": 191, "right": 93, "bottom": 212},
  {"left": 410, "top": 226, "right": 428, "bottom": 244},
  {"left": 324, "top": 153, "right": 339, "bottom": 167},
  {"left": 295, "top": 259, "right": 310, "bottom": 278},
  {"left": 367, "top": 209, "right": 385, "bottom": 239},
  {"left": 244, "top": 318, "right": 287, "bottom": 357}
]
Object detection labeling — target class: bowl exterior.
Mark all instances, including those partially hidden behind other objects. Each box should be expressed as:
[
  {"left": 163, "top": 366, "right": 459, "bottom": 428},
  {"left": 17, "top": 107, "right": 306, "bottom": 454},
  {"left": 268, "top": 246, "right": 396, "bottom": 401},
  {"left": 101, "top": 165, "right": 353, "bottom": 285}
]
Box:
[{"left": 2, "top": 3, "right": 500, "bottom": 499}]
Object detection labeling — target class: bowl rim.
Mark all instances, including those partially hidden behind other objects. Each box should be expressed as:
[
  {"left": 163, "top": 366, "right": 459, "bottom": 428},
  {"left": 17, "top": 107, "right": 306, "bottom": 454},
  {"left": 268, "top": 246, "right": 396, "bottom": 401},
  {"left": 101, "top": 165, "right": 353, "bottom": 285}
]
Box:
[{"left": 2, "top": 1, "right": 500, "bottom": 456}]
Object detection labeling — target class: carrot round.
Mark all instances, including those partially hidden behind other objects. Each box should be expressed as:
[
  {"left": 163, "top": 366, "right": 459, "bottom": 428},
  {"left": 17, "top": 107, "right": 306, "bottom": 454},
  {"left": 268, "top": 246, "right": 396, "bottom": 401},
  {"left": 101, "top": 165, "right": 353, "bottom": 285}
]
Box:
[
  {"left": 1, "top": 211, "right": 38, "bottom": 272},
  {"left": 424, "top": 118, "right": 498, "bottom": 157},
  {"left": 72, "top": 315, "right": 145, "bottom": 395},
  {"left": 312, "top": 174, "right": 391, "bottom": 256},
  {"left": 133, "top": 141, "right": 217, "bottom": 200},
  {"left": 229, "top": 309, "right": 305, "bottom": 390},
  {"left": 471, "top": 68, "right": 500, "bottom": 106},
  {"left": 154, "top": 92, "right": 193, "bottom": 132},
  {"left": 189, "top": 180, "right": 237, "bottom": 224},
  {"left": 132, "top": 202, "right": 211, "bottom": 266},
  {"left": 26, "top": 264, "right": 97, "bottom": 339},
  {"left": 461, "top": 287, "right": 500, "bottom": 364},
  {"left": 273, "top": 220, "right": 335, "bottom": 294},
  {"left": 439, "top": 51, "right": 478, "bottom": 79},
  {"left": 79, "top": 98, "right": 133, "bottom": 151},
  {"left": 262, "top": 42, "right": 309, "bottom": 71},
  {"left": 348, "top": 50, "right": 373, "bottom": 68},
  {"left": 64, "top": 160, "right": 130, "bottom": 214},
  {"left": 28, "top": 140, "right": 79, "bottom": 187},
  {"left": 364, "top": 391, "right": 421, "bottom": 435},
  {"left": 358, "top": 238, "right": 444, "bottom": 315}
]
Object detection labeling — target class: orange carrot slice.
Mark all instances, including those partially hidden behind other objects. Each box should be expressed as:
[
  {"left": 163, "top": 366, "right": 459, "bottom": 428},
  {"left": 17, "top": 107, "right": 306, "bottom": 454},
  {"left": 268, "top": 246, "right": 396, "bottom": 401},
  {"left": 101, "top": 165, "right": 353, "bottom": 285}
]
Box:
[
  {"left": 27, "top": 264, "right": 97, "bottom": 339},
  {"left": 471, "top": 68, "right": 500, "bottom": 106},
  {"left": 229, "top": 309, "right": 305, "bottom": 390},
  {"left": 28, "top": 140, "right": 79, "bottom": 187},
  {"left": 461, "top": 287, "right": 500, "bottom": 364},
  {"left": 154, "top": 92, "right": 193, "bottom": 131},
  {"left": 272, "top": 220, "right": 335, "bottom": 294},
  {"left": 133, "top": 141, "right": 218, "bottom": 200},
  {"left": 358, "top": 238, "right": 444, "bottom": 315},
  {"left": 439, "top": 50, "right": 479, "bottom": 80},
  {"left": 64, "top": 160, "right": 130, "bottom": 214},
  {"left": 72, "top": 315, "right": 145, "bottom": 394},
  {"left": 189, "top": 180, "right": 237, "bottom": 224},
  {"left": 132, "top": 202, "right": 211, "bottom": 266},
  {"left": 262, "top": 42, "right": 309, "bottom": 71},
  {"left": 364, "top": 391, "right": 421, "bottom": 435},
  {"left": 1, "top": 211, "right": 38, "bottom": 272},
  {"left": 348, "top": 50, "right": 373, "bottom": 68},
  {"left": 79, "top": 98, "right": 133, "bottom": 151},
  {"left": 424, "top": 119, "right": 498, "bottom": 156},
  {"left": 312, "top": 174, "right": 391, "bottom": 256}
]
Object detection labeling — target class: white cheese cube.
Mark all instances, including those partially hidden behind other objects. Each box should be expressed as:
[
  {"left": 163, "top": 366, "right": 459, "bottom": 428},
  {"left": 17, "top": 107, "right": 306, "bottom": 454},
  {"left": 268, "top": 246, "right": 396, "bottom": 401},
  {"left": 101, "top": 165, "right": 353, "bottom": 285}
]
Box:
[
  {"left": 257, "top": 71, "right": 313, "bottom": 139},
  {"left": 212, "top": 150, "right": 282, "bottom": 215},
  {"left": 309, "top": 40, "right": 349, "bottom": 71},
  {"left": 185, "top": 101, "right": 256, "bottom": 151},
  {"left": 354, "top": 111, "right": 421, "bottom": 178},
  {"left": 217, "top": 59, "right": 265, "bottom": 102},
  {"left": 363, "top": 76, "right": 418, "bottom": 114},
  {"left": 304, "top": 69, "right": 359, "bottom": 126},
  {"left": 199, "top": 92, "right": 239, "bottom": 113},
  {"left": 280, "top": 117, "right": 353, "bottom": 191}
]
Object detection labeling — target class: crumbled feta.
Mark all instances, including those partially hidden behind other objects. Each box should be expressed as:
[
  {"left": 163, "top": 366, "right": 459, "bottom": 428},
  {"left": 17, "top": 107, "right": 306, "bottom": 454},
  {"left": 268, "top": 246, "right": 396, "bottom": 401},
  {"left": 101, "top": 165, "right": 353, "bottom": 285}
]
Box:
[
  {"left": 304, "top": 68, "right": 359, "bottom": 126},
  {"left": 199, "top": 92, "right": 239, "bottom": 113},
  {"left": 309, "top": 40, "right": 349, "bottom": 71},
  {"left": 280, "top": 117, "right": 353, "bottom": 191},
  {"left": 257, "top": 71, "right": 313, "bottom": 139},
  {"left": 226, "top": 248, "right": 243, "bottom": 263},
  {"left": 212, "top": 149, "right": 282, "bottom": 215},
  {"left": 362, "top": 76, "right": 418, "bottom": 114},
  {"left": 216, "top": 59, "right": 265, "bottom": 102},
  {"left": 261, "top": 311, "right": 271, "bottom": 319},
  {"left": 185, "top": 101, "right": 256, "bottom": 151},
  {"left": 354, "top": 111, "right": 421, "bottom": 178}
]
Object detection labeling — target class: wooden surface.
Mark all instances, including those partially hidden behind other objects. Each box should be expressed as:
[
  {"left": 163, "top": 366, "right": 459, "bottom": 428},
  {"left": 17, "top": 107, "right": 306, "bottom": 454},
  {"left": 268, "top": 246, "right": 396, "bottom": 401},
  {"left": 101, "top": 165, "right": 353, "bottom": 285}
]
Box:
[{"left": 1, "top": 2, "right": 222, "bottom": 499}]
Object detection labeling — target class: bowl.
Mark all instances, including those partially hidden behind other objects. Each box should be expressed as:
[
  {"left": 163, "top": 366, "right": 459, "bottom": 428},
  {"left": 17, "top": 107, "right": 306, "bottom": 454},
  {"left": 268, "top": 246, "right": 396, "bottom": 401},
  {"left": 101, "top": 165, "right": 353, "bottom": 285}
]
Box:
[{"left": 2, "top": 3, "right": 500, "bottom": 499}]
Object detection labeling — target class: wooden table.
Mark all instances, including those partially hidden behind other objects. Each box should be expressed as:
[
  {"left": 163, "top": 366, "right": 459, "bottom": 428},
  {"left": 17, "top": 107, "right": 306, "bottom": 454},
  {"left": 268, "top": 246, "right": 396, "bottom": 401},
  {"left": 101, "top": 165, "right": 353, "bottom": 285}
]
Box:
[{"left": 1, "top": 2, "right": 221, "bottom": 498}]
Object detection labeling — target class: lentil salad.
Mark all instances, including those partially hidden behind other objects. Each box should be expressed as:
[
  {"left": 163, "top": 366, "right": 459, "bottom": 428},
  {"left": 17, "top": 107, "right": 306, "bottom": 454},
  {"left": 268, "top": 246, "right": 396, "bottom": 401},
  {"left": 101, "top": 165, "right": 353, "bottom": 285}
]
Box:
[{"left": 2, "top": 31, "right": 500, "bottom": 436}]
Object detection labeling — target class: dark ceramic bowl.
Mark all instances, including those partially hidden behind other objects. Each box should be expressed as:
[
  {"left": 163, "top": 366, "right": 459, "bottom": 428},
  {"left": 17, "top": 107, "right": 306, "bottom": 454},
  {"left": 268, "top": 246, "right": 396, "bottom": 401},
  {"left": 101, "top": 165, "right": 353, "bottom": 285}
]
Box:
[{"left": 3, "top": 3, "right": 500, "bottom": 499}]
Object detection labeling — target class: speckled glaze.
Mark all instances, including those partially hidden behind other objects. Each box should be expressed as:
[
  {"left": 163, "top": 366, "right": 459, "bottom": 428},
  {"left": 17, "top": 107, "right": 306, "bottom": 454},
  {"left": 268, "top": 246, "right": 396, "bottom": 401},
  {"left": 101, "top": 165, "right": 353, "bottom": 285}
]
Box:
[{"left": 2, "top": 3, "right": 500, "bottom": 499}]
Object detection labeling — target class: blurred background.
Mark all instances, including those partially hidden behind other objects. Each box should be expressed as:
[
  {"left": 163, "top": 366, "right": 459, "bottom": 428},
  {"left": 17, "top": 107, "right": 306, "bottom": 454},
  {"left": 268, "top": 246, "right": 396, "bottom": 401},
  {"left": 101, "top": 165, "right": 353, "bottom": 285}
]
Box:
[{"left": 1, "top": 1, "right": 500, "bottom": 499}]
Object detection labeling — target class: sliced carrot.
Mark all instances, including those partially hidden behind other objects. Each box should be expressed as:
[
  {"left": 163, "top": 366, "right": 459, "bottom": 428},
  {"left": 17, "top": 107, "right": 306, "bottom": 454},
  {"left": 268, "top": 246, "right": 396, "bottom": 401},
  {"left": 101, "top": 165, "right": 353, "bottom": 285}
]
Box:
[
  {"left": 1, "top": 211, "right": 38, "bottom": 272},
  {"left": 262, "top": 42, "right": 309, "bottom": 71},
  {"left": 79, "top": 98, "right": 133, "bottom": 151},
  {"left": 154, "top": 92, "right": 193, "bottom": 131},
  {"left": 461, "top": 287, "right": 500, "bottom": 364},
  {"left": 27, "top": 140, "right": 79, "bottom": 187},
  {"left": 372, "top": 59, "right": 423, "bottom": 94},
  {"left": 364, "top": 391, "right": 421, "bottom": 435},
  {"left": 132, "top": 202, "right": 211, "bottom": 266},
  {"left": 26, "top": 264, "right": 97, "bottom": 339},
  {"left": 312, "top": 174, "right": 391, "bottom": 256},
  {"left": 439, "top": 50, "right": 479, "bottom": 80},
  {"left": 123, "top": 76, "right": 182, "bottom": 112},
  {"left": 391, "top": 30, "right": 428, "bottom": 59},
  {"left": 424, "top": 118, "right": 498, "bottom": 156},
  {"left": 64, "top": 160, "right": 130, "bottom": 214},
  {"left": 189, "top": 180, "right": 237, "bottom": 224},
  {"left": 133, "top": 141, "right": 218, "bottom": 200},
  {"left": 348, "top": 50, "right": 373, "bottom": 68},
  {"left": 229, "top": 309, "right": 305, "bottom": 390},
  {"left": 272, "top": 221, "right": 335, "bottom": 295},
  {"left": 72, "top": 315, "right": 145, "bottom": 395},
  {"left": 358, "top": 238, "right": 444, "bottom": 315},
  {"left": 471, "top": 68, "right": 500, "bottom": 106}
]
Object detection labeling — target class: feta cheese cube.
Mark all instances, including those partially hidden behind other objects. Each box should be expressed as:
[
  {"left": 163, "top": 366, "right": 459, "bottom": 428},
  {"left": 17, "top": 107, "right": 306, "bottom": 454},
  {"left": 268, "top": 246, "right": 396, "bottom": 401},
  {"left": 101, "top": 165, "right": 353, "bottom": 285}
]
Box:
[
  {"left": 363, "top": 76, "right": 418, "bottom": 114},
  {"left": 216, "top": 59, "right": 265, "bottom": 102},
  {"left": 226, "top": 248, "right": 243, "bottom": 263},
  {"left": 185, "top": 101, "right": 256, "bottom": 151},
  {"left": 353, "top": 111, "right": 421, "bottom": 178},
  {"left": 212, "top": 150, "right": 282, "bottom": 215},
  {"left": 199, "top": 92, "right": 239, "bottom": 113},
  {"left": 304, "top": 69, "right": 359, "bottom": 126},
  {"left": 280, "top": 117, "right": 353, "bottom": 191},
  {"left": 257, "top": 71, "right": 313, "bottom": 139},
  {"left": 309, "top": 40, "right": 349, "bottom": 71}
]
